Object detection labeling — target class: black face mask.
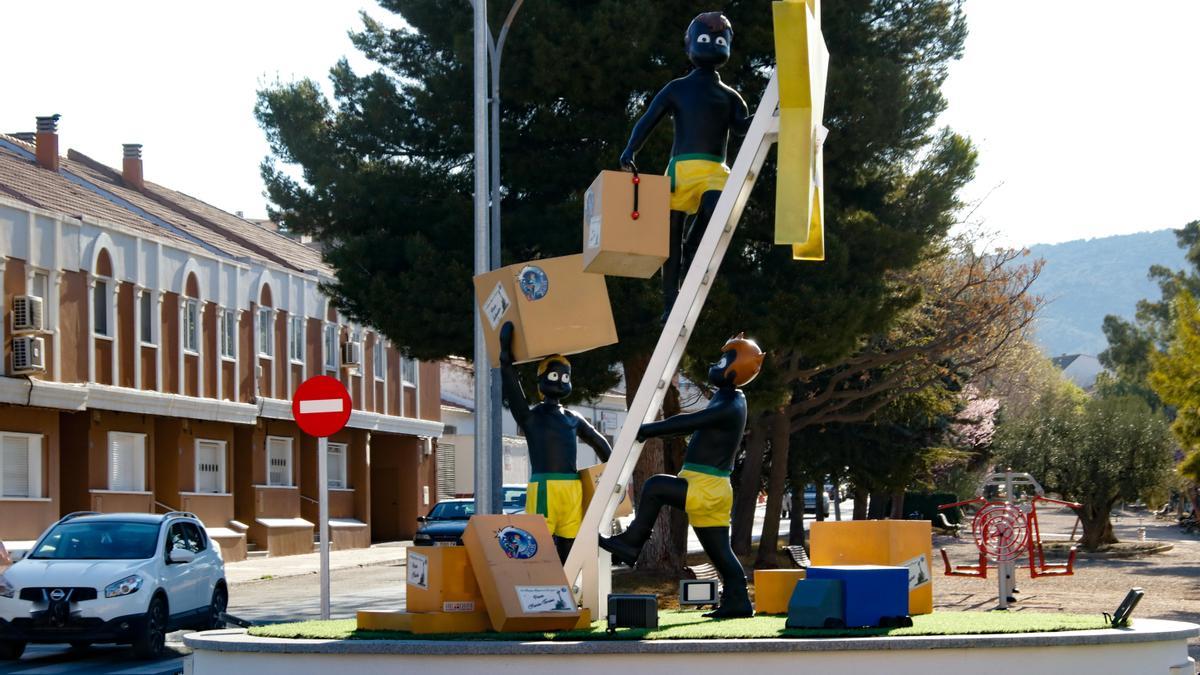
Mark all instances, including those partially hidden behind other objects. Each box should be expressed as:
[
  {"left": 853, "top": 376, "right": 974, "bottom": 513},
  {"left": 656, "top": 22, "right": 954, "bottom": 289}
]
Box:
[
  {"left": 686, "top": 21, "right": 732, "bottom": 69},
  {"left": 538, "top": 362, "right": 572, "bottom": 400},
  {"left": 707, "top": 349, "right": 737, "bottom": 387}
]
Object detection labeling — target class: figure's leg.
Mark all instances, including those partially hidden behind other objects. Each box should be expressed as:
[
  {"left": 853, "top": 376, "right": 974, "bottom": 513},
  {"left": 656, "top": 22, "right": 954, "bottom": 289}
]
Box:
[
  {"left": 694, "top": 526, "right": 752, "bottom": 619},
  {"left": 553, "top": 536, "right": 573, "bottom": 564},
  {"left": 681, "top": 190, "right": 723, "bottom": 275},
  {"left": 599, "top": 475, "right": 687, "bottom": 566},
  {"left": 662, "top": 210, "right": 687, "bottom": 320}
]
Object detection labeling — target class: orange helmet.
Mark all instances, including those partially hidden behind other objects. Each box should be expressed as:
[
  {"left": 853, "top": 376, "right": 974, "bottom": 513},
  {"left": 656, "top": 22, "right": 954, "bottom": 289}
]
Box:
[{"left": 721, "top": 333, "right": 765, "bottom": 387}]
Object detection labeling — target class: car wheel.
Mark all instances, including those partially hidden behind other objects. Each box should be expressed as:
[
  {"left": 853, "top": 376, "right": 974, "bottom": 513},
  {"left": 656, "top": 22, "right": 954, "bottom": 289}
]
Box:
[
  {"left": 205, "top": 583, "right": 228, "bottom": 630},
  {"left": 0, "top": 641, "right": 26, "bottom": 660},
  {"left": 132, "top": 595, "right": 168, "bottom": 659}
]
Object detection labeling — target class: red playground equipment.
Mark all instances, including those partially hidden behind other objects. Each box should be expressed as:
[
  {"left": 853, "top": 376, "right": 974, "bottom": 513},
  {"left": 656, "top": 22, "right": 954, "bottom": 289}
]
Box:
[{"left": 938, "top": 470, "right": 1081, "bottom": 609}]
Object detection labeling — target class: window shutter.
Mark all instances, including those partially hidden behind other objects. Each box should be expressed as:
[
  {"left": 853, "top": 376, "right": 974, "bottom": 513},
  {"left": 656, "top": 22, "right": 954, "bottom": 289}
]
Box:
[
  {"left": 2, "top": 435, "right": 30, "bottom": 497},
  {"left": 197, "top": 441, "right": 223, "bottom": 493},
  {"left": 110, "top": 434, "right": 126, "bottom": 491},
  {"left": 437, "top": 443, "right": 455, "bottom": 500}
]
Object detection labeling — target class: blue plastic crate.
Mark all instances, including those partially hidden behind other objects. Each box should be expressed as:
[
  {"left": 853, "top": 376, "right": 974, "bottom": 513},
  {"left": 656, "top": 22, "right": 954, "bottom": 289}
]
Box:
[{"left": 806, "top": 565, "right": 908, "bottom": 627}]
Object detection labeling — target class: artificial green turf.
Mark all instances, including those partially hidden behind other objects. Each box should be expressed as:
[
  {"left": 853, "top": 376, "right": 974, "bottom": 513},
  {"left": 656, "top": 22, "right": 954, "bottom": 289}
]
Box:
[{"left": 248, "top": 610, "right": 1111, "bottom": 642}]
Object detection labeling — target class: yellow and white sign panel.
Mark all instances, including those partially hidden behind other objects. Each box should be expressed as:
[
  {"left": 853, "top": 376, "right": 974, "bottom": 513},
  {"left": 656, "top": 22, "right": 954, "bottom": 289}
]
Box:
[{"left": 773, "top": 0, "right": 829, "bottom": 261}]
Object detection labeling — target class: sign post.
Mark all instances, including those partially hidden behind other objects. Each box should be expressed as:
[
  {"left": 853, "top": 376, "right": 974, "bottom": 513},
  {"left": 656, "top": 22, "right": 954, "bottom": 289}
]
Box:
[{"left": 292, "top": 375, "right": 353, "bottom": 621}]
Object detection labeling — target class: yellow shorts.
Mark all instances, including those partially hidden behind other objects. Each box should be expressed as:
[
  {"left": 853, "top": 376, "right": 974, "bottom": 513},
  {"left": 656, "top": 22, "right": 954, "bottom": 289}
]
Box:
[
  {"left": 667, "top": 155, "right": 730, "bottom": 215},
  {"left": 527, "top": 474, "right": 583, "bottom": 538},
  {"left": 679, "top": 464, "right": 733, "bottom": 528}
]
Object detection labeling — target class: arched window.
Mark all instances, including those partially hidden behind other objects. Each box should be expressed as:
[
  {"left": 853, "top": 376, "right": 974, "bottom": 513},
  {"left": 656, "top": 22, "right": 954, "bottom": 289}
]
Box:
[
  {"left": 92, "top": 248, "right": 113, "bottom": 337},
  {"left": 184, "top": 272, "right": 201, "bottom": 354},
  {"left": 258, "top": 284, "right": 274, "bottom": 357}
]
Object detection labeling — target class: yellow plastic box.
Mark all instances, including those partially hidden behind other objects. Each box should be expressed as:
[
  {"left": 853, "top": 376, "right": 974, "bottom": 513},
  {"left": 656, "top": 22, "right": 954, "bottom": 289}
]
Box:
[
  {"left": 753, "top": 569, "right": 807, "bottom": 615},
  {"left": 809, "top": 520, "right": 933, "bottom": 615},
  {"left": 357, "top": 609, "right": 491, "bottom": 634},
  {"left": 405, "top": 546, "right": 484, "bottom": 614}
]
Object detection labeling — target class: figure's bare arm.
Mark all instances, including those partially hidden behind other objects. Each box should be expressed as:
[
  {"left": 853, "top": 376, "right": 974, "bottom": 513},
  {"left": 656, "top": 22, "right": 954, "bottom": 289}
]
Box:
[
  {"left": 620, "top": 84, "right": 675, "bottom": 169},
  {"left": 573, "top": 412, "right": 613, "bottom": 463},
  {"left": 729, "top": 88, "right": 752, "bottom": 137},
  {"left": 498, "top": 322, "right": 531, "bottom": 430},
  {"left": 636, "top": 403, "right": 731, "bottom": 441}
]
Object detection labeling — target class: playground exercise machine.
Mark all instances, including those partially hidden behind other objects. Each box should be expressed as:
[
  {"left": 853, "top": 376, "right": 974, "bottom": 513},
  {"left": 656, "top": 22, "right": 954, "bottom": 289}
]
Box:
[{"left": 938, "top": 470, "right": 1082, "bottom": 610}]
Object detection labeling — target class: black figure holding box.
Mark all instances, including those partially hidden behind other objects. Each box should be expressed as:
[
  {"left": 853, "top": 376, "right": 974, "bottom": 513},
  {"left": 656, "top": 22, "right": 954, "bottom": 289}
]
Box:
[
  {"left": 499, "top": 322, "right": 612, "bottom": 563},
  {"left": 600, "top": 334, "right": 765, "bottom": 618},
  {"left": 619, "top": 12, "right": 752, "bottom": 318}
]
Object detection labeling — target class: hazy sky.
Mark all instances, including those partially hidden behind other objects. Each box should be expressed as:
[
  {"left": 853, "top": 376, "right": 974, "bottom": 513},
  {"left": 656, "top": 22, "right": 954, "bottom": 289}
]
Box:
[{"left": 2, "top": 0, "right": 1197, "bottom": 247}]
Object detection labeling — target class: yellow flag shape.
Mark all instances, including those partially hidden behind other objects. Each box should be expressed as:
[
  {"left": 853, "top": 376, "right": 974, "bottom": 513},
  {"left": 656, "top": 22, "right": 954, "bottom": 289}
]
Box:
[{"left": 773, "top": 0, "right": 829, "bottom": 261}]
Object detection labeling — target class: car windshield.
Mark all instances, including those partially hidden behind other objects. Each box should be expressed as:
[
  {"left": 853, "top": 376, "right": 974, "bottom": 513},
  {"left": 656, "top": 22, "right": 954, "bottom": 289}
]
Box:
[
  {"left": 429, "top": 502, "right": 475, "bottom": 520},
  {"left": 29, "top": 521, "right": 160, "bottom": 560},
  {"left": 502, "top": 488, "right": 526, "bottom": 510}
]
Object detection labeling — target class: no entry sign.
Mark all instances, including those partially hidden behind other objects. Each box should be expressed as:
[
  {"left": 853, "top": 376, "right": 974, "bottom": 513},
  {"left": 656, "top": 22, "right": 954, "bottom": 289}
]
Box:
[{"left": 292, "top": 375, "right": 352, "bottom": 437}]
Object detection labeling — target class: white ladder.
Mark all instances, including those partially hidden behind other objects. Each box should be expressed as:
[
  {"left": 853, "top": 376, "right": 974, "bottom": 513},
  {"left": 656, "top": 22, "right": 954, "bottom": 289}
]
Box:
[{"left": 564, "top": 70, "right": 782, "bottom": 617}]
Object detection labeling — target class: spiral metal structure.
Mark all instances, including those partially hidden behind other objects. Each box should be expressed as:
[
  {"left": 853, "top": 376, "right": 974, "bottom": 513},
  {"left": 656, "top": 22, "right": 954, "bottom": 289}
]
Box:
[{"left": 972, "top": 502, "right": 1029, "bottom": 562}]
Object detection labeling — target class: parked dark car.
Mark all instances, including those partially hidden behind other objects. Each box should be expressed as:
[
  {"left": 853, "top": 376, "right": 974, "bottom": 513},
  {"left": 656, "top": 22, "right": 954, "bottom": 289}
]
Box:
[{"left": 413, "top": 486, "right": 528, "bottom": 546}]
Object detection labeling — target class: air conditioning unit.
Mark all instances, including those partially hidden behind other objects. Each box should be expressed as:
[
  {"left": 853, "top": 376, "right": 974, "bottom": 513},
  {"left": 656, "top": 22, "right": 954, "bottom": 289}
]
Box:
[
  {"left": 12, "top": 295, "right": 44, "bottom": 333},
  {"left": 12, "top": 336, "right": 45, "bottom": 374},
  {"left": 341, "top": 341, "right": 362, "bottom": 367}
]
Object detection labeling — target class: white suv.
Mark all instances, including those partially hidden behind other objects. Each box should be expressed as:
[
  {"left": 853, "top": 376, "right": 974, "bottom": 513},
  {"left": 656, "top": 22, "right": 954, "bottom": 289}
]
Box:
[{"left": 0, "top": 511, "right": 227, "bottom": 660}]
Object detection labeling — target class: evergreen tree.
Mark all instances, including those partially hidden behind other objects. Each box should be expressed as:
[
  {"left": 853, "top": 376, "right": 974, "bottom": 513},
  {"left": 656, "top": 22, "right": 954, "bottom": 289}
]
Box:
[{"left": 257, "top": 0, "right": 973, "bottom": 568}]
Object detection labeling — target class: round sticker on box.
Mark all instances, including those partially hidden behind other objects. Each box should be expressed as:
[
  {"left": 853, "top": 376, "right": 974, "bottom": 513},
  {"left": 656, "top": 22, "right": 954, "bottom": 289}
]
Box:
[
  {"left": 517, "top": 265, "right": 549, "bottom": 301},
  {"left": 496, "top": 526, "right": 539, "bottom": 559}
]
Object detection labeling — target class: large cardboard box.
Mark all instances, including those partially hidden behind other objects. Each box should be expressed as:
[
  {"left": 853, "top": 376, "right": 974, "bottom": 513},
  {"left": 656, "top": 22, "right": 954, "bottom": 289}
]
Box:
[
  {"left": 579, "top": 463, "right": 633, "bottom": 519},
  {"left": 581, "top": 170, "right": 670, "bottom": 278},
  {"left": 809, "top": 520, "right": 933, "bottom": 615},
  {"left": 405, "top": 546, "right": 484, "bottom": 614},
  {"left": 462, "top": 514, "right": 581, "bottom": 632},
  {"left": 474, "top": 254, "right": 618, "bottom": 368}
]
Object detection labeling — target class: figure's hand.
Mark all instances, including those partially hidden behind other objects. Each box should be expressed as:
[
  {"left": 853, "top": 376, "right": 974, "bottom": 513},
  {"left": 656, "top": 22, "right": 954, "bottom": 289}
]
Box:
[
  {"left": 619, "top": 147, "right": 636, "bottom": 172},
  {"left": 499, "top": 321, "right": 515, "bottom": 366},
  {"left": 636, "top": 425, "right": 648, "bottom": 443}
]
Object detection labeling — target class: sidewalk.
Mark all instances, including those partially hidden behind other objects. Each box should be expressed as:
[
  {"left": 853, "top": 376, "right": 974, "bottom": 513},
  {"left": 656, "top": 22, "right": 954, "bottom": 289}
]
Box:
[{"left": 225, "top": 541, "right": 410, "bottom": 585}]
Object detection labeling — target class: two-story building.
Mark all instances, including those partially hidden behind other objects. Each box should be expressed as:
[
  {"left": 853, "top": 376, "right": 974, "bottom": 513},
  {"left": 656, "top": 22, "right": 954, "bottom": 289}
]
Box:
[{"left": 0, "top": 116, "right": 443, "bottom": 559}]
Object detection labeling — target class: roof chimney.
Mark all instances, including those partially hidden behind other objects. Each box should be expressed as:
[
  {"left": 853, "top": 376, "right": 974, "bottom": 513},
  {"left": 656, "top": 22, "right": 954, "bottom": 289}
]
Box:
[
  {"left": 35, "top": 115, "right": 60, "bottom": 171},
  {"left": 122, "top": 144, "right": 144, "bottom": 191}
]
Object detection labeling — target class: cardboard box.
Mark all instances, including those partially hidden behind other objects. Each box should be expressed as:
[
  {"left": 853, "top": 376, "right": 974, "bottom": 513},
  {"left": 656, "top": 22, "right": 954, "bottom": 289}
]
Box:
[
  {"left": 581, "top": 170, "right": 670, "bottom": 278},
  {"left": 809, "top": 520, "right": 933, "bottom": 615},
  {"left": 579, "top": 463, "right": 633, "bottom": 519},
  {"left": 462, "top": 514, "right": 581, "bottom": 632},
  {"left": 405, "top": 546, "right": 484, "bottom": 614},
  {"left": 357, "top": 609, "right": 491, "bottom": 634},
  {"left": 753, "top": 568, "right": 807, "bottom": 615},
  {"left": 473, "top": 254, "right": 618, "bottom": 368}
]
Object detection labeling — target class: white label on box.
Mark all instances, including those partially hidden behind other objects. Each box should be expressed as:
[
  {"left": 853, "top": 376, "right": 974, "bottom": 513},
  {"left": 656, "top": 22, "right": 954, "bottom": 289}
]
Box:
[
  {"left": 407, "top": 551, "right": 429, "bottom": 590},
  {"left": 443, "top": 601, "right": 475, "bottom": 613},
  {"left": 587, "top": 213, "right": 602, "bottom": 249},
  {"left": 483, "top": 282, "right": 511, "bottom": 329},
  {"left": 515, "top": 585, "right": 576, "bottom": 613},
  {"left": 902, "top": 553, "right": 931, "bottom": 590}
]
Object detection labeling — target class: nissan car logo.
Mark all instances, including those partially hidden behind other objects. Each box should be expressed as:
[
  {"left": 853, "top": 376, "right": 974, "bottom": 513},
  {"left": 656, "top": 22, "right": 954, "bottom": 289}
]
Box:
[{"left": 49, "top": 589, "right": 66, "bottom": 602}]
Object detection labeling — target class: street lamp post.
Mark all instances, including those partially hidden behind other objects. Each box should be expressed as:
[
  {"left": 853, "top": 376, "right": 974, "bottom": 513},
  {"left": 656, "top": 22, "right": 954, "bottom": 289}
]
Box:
[{"left": 472, "top": 0, "right": 494, "bottom": 515}]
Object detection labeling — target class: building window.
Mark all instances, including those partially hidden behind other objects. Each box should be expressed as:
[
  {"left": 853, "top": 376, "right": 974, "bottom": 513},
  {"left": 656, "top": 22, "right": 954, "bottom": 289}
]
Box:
[
  {"left": 93, "top": 279, "right": 109, "bottom": 337},
  {"left": 290, "top": 315, "right": 304, "bottom": 363},
  {"left": 31, "top": 271, "right": 48, "bottom": 303},
  {"left": 140, "top": 292, "right": 153, "bottom": 344},
  {"left": 220, "top": 308, "right": 236, "bottom": 358},
  {"left": 195, "top": 439, "right": 227, "bottom": 494},
  {"left": 266, "top": 436, "right": 293, "bottom": 487},
  {"left": 324, "top": 324, "right": 337, "bottom": 370},
  {"left": 1, "top": 432, "right": 43, "bottom": 499},
  {"left": 184, "top": 299, "right": 200, "bottom": 353},
  {"left": 373, "top": 339, "right": 385, "bottom": 380},
  {"left": 108, "top": 432, "right": 146, "bottom": 492},
  {"left": 401, "top": 357, "right": 417, "bottom": 385},
  {"left": 258, "top": 308, "right": 274, "bottom": 357},
  {"left": 327, "top": 442, "right": 348, "bottom": 489}
]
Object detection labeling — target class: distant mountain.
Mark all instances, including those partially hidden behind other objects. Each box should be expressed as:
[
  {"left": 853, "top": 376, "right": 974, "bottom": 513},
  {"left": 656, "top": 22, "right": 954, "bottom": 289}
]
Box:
[{"left": 1026, "top": 229, "right": 1189, "bottom": 358}]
